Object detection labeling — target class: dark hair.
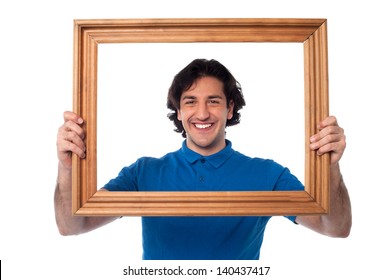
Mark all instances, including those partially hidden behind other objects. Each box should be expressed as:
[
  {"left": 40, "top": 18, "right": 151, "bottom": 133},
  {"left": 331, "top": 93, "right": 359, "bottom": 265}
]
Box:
[{"left": 167, "top": 59, "right": 246, "bottom": 138}]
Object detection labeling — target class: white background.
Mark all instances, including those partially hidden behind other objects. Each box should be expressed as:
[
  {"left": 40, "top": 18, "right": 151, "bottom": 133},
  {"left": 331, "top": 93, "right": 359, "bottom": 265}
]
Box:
[{"left": 1, "top": 1, "right": 390, "bottom": 279}]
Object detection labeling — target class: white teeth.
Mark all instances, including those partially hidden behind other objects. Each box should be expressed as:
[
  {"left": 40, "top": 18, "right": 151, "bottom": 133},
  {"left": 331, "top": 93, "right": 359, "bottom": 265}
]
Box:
[{"left": 195, "top": 124, "right": 212, "bottom": 129}]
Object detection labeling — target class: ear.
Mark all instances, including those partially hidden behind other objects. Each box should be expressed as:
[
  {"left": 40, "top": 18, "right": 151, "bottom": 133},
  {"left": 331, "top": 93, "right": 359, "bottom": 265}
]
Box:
[
  {"left": 177, "top": 109, "right": 182, "bottom": 121},
  {"left": 227, "top": 101, "right": 234, "bottom": 120}
]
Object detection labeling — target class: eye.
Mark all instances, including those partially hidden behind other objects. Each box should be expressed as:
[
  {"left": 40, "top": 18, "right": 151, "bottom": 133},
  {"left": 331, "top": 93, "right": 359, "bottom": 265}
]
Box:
[{"left": 184, "top": 100, "right": 195, "bottom": 105}]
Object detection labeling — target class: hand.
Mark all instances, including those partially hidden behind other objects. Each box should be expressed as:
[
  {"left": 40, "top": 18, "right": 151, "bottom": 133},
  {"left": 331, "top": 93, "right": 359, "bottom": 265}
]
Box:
[
  {"left": 309, "top": 116, "right": 346, "bottom": 166},
  {"left": 56, "top": 111, "right": 86, "bottom": 169}
]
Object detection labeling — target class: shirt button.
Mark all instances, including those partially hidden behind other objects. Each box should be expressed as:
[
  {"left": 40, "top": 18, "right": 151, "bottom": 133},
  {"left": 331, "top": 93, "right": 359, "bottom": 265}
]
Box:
[
  {"left": 199, "top": 176, "right": 205, "bottom": 182},
  {"left": 200, "top": 158, "right": 206, "bottom": 163}
]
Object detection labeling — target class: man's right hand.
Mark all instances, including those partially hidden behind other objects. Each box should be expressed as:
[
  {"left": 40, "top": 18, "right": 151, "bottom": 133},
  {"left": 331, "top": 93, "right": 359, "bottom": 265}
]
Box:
[{"left": 56, "top": 111, "right": 86, "bottom": 169}]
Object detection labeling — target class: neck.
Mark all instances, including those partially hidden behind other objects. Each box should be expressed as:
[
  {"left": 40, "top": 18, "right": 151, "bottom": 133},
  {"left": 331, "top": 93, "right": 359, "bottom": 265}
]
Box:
[{"left": 185, "top": 139, "right": 227, "bottom": 156}]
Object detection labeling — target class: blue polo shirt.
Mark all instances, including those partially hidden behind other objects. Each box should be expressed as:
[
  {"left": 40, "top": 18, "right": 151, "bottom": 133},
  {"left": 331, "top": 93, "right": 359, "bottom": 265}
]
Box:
[{"left": 103, "top": 140, "right": 304, "bottom": 259}]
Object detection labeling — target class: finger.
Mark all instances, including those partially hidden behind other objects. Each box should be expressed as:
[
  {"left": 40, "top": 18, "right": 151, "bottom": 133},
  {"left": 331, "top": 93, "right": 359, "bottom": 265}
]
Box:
[
  {"left": 62, "top": 120, "right": 85, "bottom": 140},
  {"left": 66, "top": 130, "right": 86, "bottom": 150},
  {"left": 315, "top": 142, "right": 337, "bottom": 156},
  {"left": 310, "top": 125, "right": 343, "bottom": 144},
  {"left": 57, "top": 127, "right": 86, "bottom": 157},
  {"left": 318, "top": 115, "right": 338, "bottom": 129},
  {"left": 310, "top": 133, "right": 345, "bottom": 151},
  {"left": 63, "top": 111, "right": 84, "bottom": 125},
  {"left": 314, "top": 141, "right": 345, "bottom": 163},
  {"left": 57, "top": 138, "right": 86, "bottom": 159}
]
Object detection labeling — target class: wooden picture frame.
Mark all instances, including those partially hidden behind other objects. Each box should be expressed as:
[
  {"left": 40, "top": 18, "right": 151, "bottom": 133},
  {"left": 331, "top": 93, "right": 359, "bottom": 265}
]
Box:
[{"left": 72, "top": 18, "right": 329, "bottom": 216}]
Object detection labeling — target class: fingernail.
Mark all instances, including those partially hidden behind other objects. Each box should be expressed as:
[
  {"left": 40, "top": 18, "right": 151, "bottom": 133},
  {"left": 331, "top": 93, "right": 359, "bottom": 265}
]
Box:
[{"left": 78, "top": 118, "right": 83, "bottom": 124}]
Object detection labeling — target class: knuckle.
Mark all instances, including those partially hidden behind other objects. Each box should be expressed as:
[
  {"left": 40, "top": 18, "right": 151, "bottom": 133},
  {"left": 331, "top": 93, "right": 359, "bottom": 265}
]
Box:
[{"left": 325, "top": 134, "right": 333, "bottom": 143}]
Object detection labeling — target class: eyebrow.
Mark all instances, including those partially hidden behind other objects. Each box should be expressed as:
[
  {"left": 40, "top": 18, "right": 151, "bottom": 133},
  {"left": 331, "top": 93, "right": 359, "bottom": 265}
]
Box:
[{"left": 181, "top": 95, "right": 224, "bottom": 101}]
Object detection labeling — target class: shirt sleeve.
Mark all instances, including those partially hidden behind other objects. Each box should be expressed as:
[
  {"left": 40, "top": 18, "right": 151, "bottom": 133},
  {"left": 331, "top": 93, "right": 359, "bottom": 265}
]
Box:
[
  {"left": 101, "top": 162, "right": 139, "bottom": 192},
  {"left": 273, "top": 164, "right": 304, "bottom": 192},
  {"left": 272, "top": 163, "right": 304, "bottom": 223}
]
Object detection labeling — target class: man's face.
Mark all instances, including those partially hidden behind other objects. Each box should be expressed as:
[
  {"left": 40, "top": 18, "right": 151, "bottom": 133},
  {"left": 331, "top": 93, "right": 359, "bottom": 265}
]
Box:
[{"left": 177, "top": 76, "right": 234, "bottom": 156}]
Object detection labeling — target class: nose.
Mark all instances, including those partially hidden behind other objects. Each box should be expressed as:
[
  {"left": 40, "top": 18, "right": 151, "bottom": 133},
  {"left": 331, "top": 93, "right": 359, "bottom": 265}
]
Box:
[{"left": 195, "top": 102, "right": 210, "bottom": 120}]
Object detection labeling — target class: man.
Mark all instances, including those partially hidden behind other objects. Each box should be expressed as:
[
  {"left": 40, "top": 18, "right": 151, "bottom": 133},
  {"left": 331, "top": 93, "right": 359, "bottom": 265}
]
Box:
[{"left": 55, "top": 59, "right": 351, "bottom": 259}]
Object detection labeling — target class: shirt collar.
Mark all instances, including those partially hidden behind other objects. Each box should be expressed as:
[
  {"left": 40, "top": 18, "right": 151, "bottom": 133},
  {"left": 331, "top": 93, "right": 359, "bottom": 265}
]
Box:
[{"left": 180, "top": 140, "right": 234, "bottom": 168}]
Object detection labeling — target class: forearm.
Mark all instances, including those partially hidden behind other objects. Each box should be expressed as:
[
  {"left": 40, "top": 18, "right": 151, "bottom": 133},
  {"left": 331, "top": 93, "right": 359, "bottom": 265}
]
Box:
[
  {"left": 54, "top": 164, "right": 117, "bottom": 235},
  {"left": 54, "top": 164, "right": 86, "bottom": 235},
  {"left": 296, "top": 164, "right": 352, "bottom": 237},
  {"left": 321, "top": 163, "right": 352, "bottom": 237}
]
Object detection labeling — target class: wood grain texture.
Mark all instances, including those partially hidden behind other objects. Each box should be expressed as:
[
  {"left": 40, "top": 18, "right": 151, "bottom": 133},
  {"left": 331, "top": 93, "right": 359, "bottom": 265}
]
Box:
[{"left": 72, "top": 18, "right": 329, "bottom": 216}]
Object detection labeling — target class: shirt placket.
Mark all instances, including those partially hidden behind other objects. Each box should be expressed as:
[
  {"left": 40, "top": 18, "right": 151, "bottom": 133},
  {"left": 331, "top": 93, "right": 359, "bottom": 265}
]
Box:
[{"left": 196, "top": 157, "right": 207, "bottom": 189}]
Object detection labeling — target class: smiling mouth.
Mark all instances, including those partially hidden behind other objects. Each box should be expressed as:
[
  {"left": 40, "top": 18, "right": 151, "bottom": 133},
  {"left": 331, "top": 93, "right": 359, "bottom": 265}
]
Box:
[{"left": 194, "top": 123, "right": 212, "bottom": 129}]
